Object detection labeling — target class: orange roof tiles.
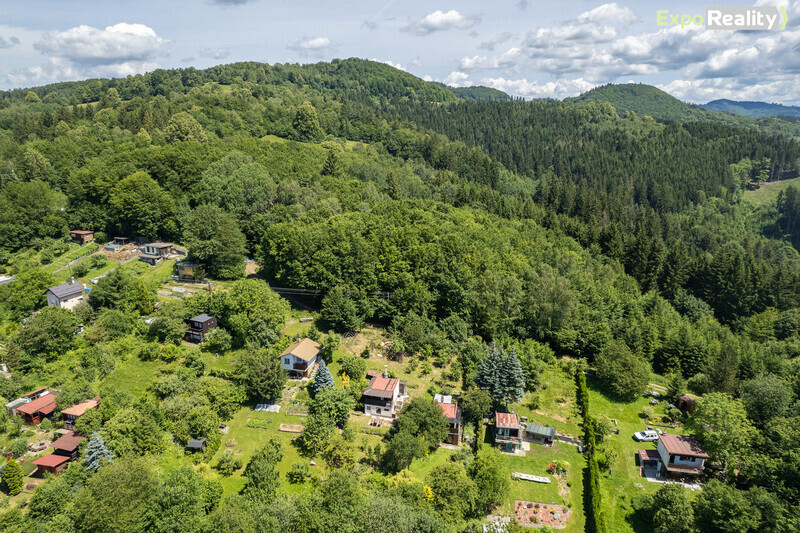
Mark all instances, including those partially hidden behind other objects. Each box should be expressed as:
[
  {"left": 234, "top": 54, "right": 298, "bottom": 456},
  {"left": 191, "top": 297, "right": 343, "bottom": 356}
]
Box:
[{"left": 61, "top": 397, "right": 99, "bottom": 418}]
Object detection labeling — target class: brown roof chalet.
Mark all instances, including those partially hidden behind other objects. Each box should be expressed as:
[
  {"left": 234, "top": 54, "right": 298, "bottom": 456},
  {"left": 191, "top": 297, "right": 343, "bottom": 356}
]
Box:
[
  {"left": 659, "top": 434, "right": 708, "bottom": 458},
  {"left": 280, "top": 338, "right": 321, "bottom": 362}
]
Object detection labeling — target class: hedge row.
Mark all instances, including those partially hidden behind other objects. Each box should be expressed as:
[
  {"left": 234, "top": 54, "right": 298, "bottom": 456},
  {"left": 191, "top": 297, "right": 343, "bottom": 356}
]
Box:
[{"left": 576, "top": 370, "right": 607, "bottom": 533}]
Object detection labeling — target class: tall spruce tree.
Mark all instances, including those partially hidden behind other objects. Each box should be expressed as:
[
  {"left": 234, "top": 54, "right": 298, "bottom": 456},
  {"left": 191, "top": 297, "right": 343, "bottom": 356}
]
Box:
[
  {"left": 313, "top": 359, "right": 334, "bottom": 395},
  {"left": 84, "top": 431, "right": 115, "bottom": 472},
  {"left": 474, "top": 343, "right": 525, "bottom": 408}
]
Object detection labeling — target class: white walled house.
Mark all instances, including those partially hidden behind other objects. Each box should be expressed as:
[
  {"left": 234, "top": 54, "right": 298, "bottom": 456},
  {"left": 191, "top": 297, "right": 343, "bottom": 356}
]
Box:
[
  {"left": 363, "top": 375, "right": 407, "bottom": 417},
  {"left": 279, "top": 338, "right": 320, "bottom": 379},
  {"left": 656, "top": 434, "right": 708, "bottom": 478},
  {"left": 46, "top": 281, "right": 86, "bottom": 310}
]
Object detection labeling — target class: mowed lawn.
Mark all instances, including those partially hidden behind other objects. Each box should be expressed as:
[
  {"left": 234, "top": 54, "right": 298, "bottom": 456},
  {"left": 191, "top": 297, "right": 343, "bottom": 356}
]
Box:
[
  {"left": 211, "top": 398, "right": 385, "bottom": 497},
  {"left": 586, "top": 377, "right": 695, "bottom": 533}
]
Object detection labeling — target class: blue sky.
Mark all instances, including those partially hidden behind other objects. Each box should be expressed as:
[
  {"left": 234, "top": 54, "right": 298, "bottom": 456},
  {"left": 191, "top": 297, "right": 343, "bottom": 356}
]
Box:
[{"left": 1, "top": 1, "right": 799, "bottom": 103}]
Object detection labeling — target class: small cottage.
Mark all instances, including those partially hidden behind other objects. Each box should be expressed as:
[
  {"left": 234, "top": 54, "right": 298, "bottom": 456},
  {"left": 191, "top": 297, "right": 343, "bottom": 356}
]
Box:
[
  {"left": 139, "top": 243, "right": 175, "bottom": 265},
  {"left": 439, "top": 402, "right": 463, "bottom": 445},
  {"left": 656, "top": 434, "right": 708, "bottom": 478},
  {"left": 177, "top": 261, "right": 205, "bottom": 281},
  {"left": 50, "top": 431, "right": 85, "bottom": 460},
  {"left": 69, "top": 230, "right": 94, "bottom": 244},
  {"left": 61, "top": 397, "right": 99, "bottom": 430},
  {"left": 494, "top": 412, "right": 522, "bottom": 452},
  {"left": 16, "top": 392, "right": 57, "bottom": 425},
  {"left": 526, "top": 424, "right": 556, "bottom": 446},
  {"left": 363, "top": 374, "right": 406, "bottom": 417},
  {"left": 187, "top": 437, "right": 207, "bottom": 452},
  {"left": 186, "top": 314, "right": 218, "bottom": 343},
  {"left": 678, "top": 395, "right": 697, "bottom": 414},
  {"left": 46, "top": 281, "right": 86, "bottom": 310},
  {"left": 32, "top": 453, "right": 71, "bottom": 476},
  {"left": 279, "top": 338, "right": 321, "bottom": 379}
]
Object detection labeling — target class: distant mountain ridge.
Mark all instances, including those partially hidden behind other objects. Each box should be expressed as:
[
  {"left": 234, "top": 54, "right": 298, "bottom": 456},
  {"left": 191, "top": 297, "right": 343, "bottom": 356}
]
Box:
[
  {"left": 702, "top": 99, "right": 800, "bottom": 118},
  {"left": 565, "top": 83, "right": 800, "bottom": 139}
]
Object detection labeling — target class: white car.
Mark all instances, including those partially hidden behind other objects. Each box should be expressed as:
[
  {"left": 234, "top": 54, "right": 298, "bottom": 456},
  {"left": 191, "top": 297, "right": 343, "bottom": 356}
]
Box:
[{"left": 634, "top": 430, "right": 660, "bottom": 442}]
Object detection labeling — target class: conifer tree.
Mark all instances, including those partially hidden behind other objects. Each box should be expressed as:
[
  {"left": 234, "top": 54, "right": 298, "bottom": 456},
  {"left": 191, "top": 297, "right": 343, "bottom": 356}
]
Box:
[
  {"left": 84, "top": 431, "right": 115, "bottom": 472},
  {"left": 3, "top": 459, "right": 23, "bottom": 495},
  {"left": 386, "top": 169, "right": 401, "bottom": 200},
  {"left": 321, "top": 150, "right": 342, "bottom": 178},
  {"left": 313, "top": 359, "right": 334, "bottom": 395},
  {"left": 474, "top": 343, "right": 525, "bottom": 408}
]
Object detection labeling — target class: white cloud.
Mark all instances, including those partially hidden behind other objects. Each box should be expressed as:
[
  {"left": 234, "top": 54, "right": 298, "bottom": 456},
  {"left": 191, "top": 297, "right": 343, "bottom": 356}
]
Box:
[
  {"left": 287, "top": 36, "right": 332, "bottom": 57},
  {"left": 443, "top": 71, "right": 473, "bottom": 86},
  {"left": 199, "top": 47, "right": 230, "bottom": 59},
  {"left": 659, "top": 75, "right": 800, "bottom": 104},
  {"left": 576, "top": 3, "right": 636, "bottom": 25},
  {"left": 460, "top": 48, "right": 524, "bottom": 71},
  {"left": 403, "top": 10, "right": 480, "bottom": 36},
  {"left": 7, "top": 56, "right": 160, "bottom": 87},
  {"left": 372, "top": 58, "right": 407, "bottom": 71},
  {"left": 362, "top": 20, "right": 378, "bottom": 31},
  {"left": 6, "top": 23, "right": 168, "bottom": 88},
  {"left": 34, "top": 23, "right": 169, "bottom": 65},
  {"left": 481, "top": 76, "right": 595, "bottom": 99}
]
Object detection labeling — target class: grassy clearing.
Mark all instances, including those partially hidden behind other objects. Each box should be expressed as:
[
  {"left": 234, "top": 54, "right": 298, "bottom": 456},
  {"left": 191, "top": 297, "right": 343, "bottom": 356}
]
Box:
[
  {"left": 101, "top": 356, "right": 163, "bottom": 399},
  {"left": 513, "top": 366, "right": 582, "bottom": 438},
  {"left": 743, "top": 176, "right": 800, "bottom": 207}
]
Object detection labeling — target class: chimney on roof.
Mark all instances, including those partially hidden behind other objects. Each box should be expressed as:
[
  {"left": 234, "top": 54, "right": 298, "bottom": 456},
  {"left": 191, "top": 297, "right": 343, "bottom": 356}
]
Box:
[
  {"left": 70, "top": 277, "right": 75, "bottom": 283},
  {"left": 384, "top": 364, "right": 388, "bottom": 378}
]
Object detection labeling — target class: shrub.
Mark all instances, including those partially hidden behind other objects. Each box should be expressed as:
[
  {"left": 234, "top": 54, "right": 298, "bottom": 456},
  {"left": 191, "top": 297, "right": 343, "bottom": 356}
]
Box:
[
  {"left": 287, "top": 461, "right": 309, "bottom": 484},
  {"left": 72, "top": 262, "right": 90, "bottom": 278},
  {"left": 216, "top": 452, "right": 241, "bottom": 476},
  {"left": 10, "top": 437, "right": 29, "bottom": 459}
]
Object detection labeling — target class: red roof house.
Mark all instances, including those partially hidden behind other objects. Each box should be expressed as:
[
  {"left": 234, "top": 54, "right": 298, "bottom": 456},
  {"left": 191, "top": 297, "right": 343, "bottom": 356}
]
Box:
[
  {"left": 656, "top": 434, "right": 708, "bottom": 478},
  {"left": 17, "top": 392, "right": 56, "bottom": 425},
  {"left": 32, "top": 453, "right": 71, "bottom": 476},
  {"left": 439, "top": 403, "right": 463, "bottom": 445}
]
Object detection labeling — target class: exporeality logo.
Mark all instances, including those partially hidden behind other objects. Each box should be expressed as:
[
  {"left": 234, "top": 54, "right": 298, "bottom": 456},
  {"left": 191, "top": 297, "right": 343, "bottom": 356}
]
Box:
[{"left": 657, "top": 6, "right": 788, "bottom": 30}]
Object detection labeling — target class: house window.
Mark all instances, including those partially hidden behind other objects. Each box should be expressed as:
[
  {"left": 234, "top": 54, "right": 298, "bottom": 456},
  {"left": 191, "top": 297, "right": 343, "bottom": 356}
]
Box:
[
  {"left": 284, "top": 358, "right": 290, "bottom": 365},
  {"left": 679, "top": 455, "right": 696, "bottom": 462}
]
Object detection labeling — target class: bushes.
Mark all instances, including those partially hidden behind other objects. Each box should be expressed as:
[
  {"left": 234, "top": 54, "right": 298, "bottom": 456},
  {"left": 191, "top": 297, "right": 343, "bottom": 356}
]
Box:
[{"left": 576, "top": 370, "right": 606, "bottom": 533}]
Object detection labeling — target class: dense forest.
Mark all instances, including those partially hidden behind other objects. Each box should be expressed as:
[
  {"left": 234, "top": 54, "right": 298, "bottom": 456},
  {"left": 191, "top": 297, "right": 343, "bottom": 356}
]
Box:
[{"left": 0, "top": 59, "right": 798, "bottom": 532}]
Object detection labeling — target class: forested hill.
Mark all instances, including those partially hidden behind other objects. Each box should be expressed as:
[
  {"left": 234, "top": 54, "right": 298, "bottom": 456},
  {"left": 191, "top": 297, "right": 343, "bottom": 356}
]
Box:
[
  {"left": 436, "top": 84, "right": 512, "bottom": 102},
  {"left": 565, "top": 83, "right": 800, "bottom": 139},
  {"left": 566, "top": 83, "right": 705, "bottom": 121},
  {"left": 702, "top": 99, "right": 800, "bottom": 118}
]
